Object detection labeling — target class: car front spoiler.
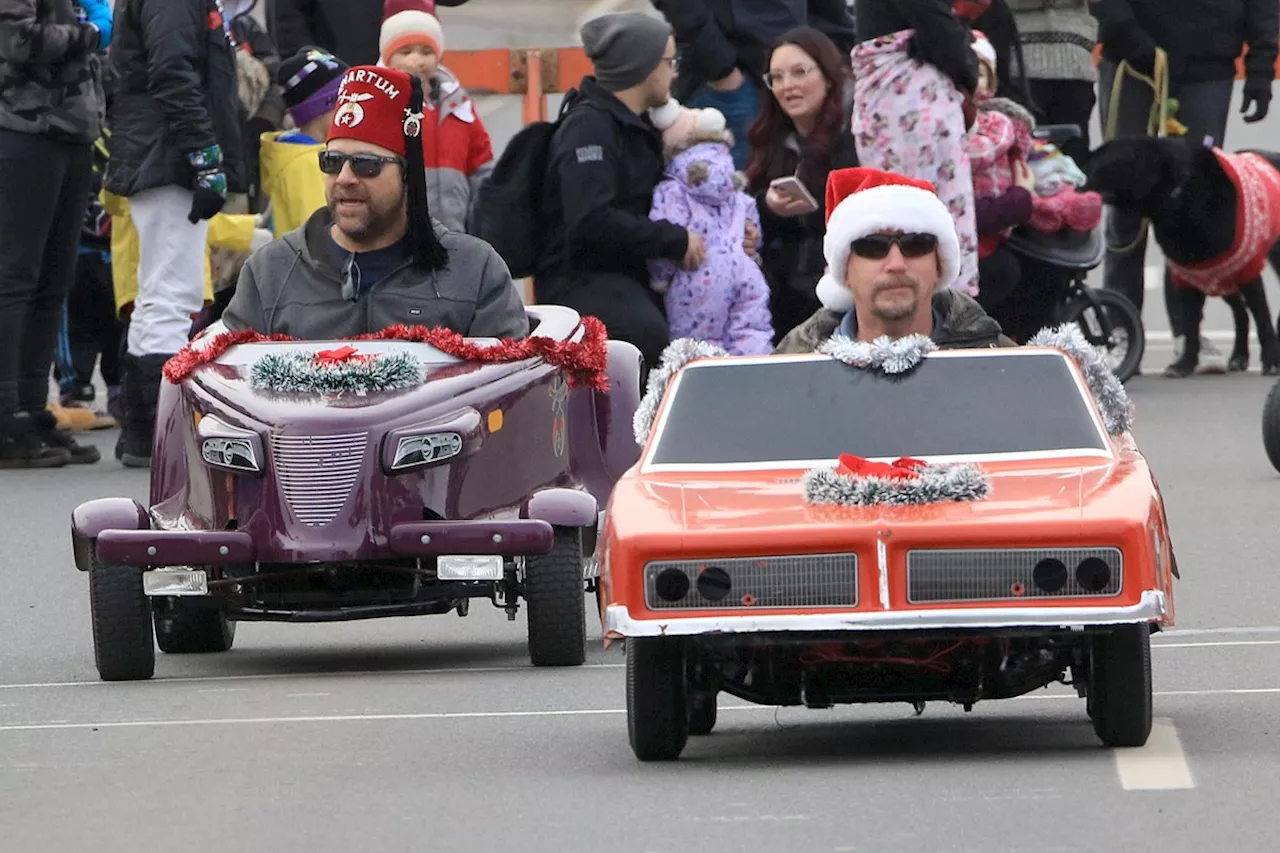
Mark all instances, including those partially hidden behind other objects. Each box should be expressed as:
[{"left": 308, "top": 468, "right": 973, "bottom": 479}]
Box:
[{"left": 603, "top": 590, "right": 1168, "bottom": 639}]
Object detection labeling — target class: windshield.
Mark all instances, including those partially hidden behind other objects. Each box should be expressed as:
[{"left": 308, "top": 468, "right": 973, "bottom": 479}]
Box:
[{"left": 645, "top": 351, "right": 1110, "bottom": 469}]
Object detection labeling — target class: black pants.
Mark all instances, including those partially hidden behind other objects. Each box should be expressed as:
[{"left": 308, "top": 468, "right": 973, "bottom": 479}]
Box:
[
  {"left": 976, "top": 245, "right": 1022, "bottom": 312},
  {"left": 55, "top": 250, "right": 123, "bottom": 393},
  {"left": 1097, "top": 61, "right": 1234, "bottom": 337},
  {"left": 0, "top": 130, "right": 93, "bottom": 417},
  {"left": 1027, "top": 78, "right": 1096, "bottom": 170},
  {"left": 538, "top": 273, "right": 670, "bottom": 368}
]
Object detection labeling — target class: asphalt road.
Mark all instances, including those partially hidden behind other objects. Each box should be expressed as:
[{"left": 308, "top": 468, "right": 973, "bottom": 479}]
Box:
[
  {"left": 5, "top": 4, "right": 1280, "bottom": 849},
  {"left": 5, "top": 371, "right": 1280, "bottom": 852}
]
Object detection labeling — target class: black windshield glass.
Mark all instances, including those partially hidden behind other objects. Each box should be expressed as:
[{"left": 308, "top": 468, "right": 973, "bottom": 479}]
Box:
[{"left": 648, "top": 353, "right": 1107, "bottom": 466}]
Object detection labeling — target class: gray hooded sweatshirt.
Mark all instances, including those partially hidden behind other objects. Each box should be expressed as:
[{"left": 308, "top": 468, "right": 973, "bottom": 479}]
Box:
[{"left": 222, "top": 208, "right": 529, "bottom": 340}]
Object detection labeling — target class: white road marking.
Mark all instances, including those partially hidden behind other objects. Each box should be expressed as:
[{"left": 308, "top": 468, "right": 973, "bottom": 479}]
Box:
[
  {"left": 1161, "top": 626, "right": 1280, "bottom": 636},
  {"left": 1153, "top": 640, "right": 1280, "bottom": 649},
  {"left": 0, "top": 686, "right": 1275, "bottom": 733},
  {"left": 197, "top": 687, "right": 249, "bottom": 694},
  {"left": 286, "top": 693, "right": 331, "bottom": 699},
  {"left": 1113, "top": 718, "right": 1195, "bottom": 790}
]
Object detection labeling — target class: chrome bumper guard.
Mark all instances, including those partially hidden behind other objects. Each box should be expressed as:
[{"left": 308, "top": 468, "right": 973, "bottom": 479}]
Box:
[{"left": 603, "top": 590, "right": 1168, "bottom": 638}]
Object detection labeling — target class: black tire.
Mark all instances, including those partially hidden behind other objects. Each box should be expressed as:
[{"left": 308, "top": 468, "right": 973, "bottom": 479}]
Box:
[
  {"left": 1089, "top": 623, "right": 1153, "bottom": 747},
  {"left": 1061, "top": 288, "right": 1145, "bottom": 383},
  {"left": 687, "top": 691, "right": 717, "bottom": 736},
  {"left": 1262, "top": 378, "right": 1280, "bottom": 473},
  {"left": 524, "top": 526, "right": 587, "bottom": 667},
  {"left": 88, "top": 558, "right": 155, "bottom": 682},
  {"left": 626, "top": 636, "right": 688, "bottom": 760},
  {"left": 154, "top": 603, "right": 235, "bottom": 654}
]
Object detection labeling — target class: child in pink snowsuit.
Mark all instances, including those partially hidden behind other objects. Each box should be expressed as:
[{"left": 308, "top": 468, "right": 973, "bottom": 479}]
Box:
[
  {"left": 965, "top": 32, "right": 1101, "bottom": 236},
  {"left": 647, "top": 100, "right": 773, "bottom": 355}
]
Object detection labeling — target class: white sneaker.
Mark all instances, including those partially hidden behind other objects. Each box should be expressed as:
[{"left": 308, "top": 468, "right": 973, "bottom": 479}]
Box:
[{"left": 1198, "top": 336, "right": 1228, "bottom": 373}]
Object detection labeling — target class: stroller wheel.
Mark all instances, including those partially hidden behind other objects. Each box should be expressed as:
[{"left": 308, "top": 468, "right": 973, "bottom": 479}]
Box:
[{"left": 1060, "top": 289, "right": 1145, "bottom": 383}]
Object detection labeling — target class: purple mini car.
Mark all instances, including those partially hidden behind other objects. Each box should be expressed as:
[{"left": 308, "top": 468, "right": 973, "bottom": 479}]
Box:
[{"left": 70, "top": 306, "right": 643, "bottom": 681}]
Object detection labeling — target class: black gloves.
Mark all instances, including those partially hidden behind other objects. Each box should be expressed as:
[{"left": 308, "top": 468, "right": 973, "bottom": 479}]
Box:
[
  {"left": 1242, "top": 78, "right": 1272, "bottom": 123},
  {"left": 185, "top": 145, "right": 229, "bottom": 223}
]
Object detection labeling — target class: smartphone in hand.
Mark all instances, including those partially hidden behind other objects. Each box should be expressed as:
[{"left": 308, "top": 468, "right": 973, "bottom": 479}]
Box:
[{"left": 768, "top": 176, "right": 820, "bottom": 213}]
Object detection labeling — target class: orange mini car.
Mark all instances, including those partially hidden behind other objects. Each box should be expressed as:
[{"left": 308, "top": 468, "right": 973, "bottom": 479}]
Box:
[{"left": 599, "top": 331, "right": 1178, "bottom": 761}]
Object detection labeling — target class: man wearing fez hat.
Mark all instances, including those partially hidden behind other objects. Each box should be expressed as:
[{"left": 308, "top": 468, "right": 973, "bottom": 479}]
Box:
[{"left": 223, "top": 65, "right": 527, "bottom": 340}]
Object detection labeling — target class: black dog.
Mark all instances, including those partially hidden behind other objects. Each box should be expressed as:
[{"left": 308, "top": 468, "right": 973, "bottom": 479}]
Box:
[{"left": 1085, "top": 137, "right": 1280, "bottom": 377}]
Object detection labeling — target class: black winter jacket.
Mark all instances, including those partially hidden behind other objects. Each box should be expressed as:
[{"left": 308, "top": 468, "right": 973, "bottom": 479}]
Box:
[
  {"left": 653, "top": 0, "right": 857, "bottom": 102},
  {"left": 105, "top": 0, "right": 246, "bottom": 197},
  {"left": 854, "top": 0, "right": 978, "bottom": 94},
  {"left": 750, "top": 117, "right": 858, "bottom": 297},
  {"left": 1091, "top": 0, "right": 1278, "bottom": 84},
  {"left": 534, "top": 78, "right": 689, "bottom": 301},
  {"left": 272, "top": 0, "right": 471, "bottom": 67}
]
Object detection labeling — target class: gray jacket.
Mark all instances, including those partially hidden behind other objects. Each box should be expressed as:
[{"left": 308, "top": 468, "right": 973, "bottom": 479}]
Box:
[
  {"left": 775, "top": 289, "right": 1015, "bottom": 354},
  {"left": 0, "top": 0, "right": 103, "bottom": 143},
  {"left": 222, "top": 208, "right": 529, "bottom": 340}
]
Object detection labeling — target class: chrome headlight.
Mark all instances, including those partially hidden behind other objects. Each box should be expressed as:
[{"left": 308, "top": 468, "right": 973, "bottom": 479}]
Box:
[
  {"left": 382, "top": 409, "right": 483, "bottom": 475},
  {"left": 391, "top": 432, "right": 463, "bottom": 470},
  {"left": 197, "top": 414, "right": 263, "bottom": 474}
]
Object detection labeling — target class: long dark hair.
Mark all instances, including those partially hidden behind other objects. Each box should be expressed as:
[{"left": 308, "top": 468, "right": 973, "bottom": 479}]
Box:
[{"left": 744, "top": 27, "right": 849, "bottom": 195}]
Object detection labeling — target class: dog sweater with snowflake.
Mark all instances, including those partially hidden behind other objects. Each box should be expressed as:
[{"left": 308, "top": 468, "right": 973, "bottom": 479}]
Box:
[{"left": 1167, "top": 150, "right": 1280, "bottom": 297}]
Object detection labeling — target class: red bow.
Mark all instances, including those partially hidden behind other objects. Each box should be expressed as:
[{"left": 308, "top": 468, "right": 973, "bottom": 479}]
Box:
[
  {"left": 836, "top": 454, "right": 928, "bottom": 480},
  {"left": 314, "top": 345, "right": 362, "bottom": 365}
]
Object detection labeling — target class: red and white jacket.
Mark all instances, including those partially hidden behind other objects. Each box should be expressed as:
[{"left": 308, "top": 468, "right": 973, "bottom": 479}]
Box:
[
  {"left": 420, "top": 66, "right": 495, "bottom": 235},
  {"left": 1168, "top": 150, "right": 1280, "bottom": 297}
]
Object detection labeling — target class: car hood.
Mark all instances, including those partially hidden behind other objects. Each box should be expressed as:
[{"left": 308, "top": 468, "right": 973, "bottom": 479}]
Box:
[
  {"left": 187, "top": 341, "right": 532, "bottom": 431},
  {"left": 615, "top": 457, "right": 1148, "bottom": 547}
]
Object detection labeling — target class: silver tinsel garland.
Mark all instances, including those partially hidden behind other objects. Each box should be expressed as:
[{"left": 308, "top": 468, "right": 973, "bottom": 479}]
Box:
[
  {"left": 802, "top": 462, "right": 991, "bottom": 507},
  {"left": 1028, "top": 324, "right": 1135, "bottom": 435},
  {"left": 633, "top": 338, "right": 731, "bottom": 445},
  {"left": 818, "top": 333, "right": 937, "bottom": 375},
  {"left": 250, "top": 350, "right": 423, "bottom": 395}
]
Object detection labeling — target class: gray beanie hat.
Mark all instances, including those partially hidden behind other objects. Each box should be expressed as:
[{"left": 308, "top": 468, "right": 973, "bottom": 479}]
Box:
[{"left": 580, "top": 11, "right": 672, "bottom": 91}]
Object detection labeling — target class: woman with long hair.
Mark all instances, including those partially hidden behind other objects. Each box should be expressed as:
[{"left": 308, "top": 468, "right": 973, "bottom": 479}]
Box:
[
  {"left": 745, "top": 27, "right": 858, "bottom": 342},
  {"left": 850, "top": 0, "right": 982, "bottom": 296}
]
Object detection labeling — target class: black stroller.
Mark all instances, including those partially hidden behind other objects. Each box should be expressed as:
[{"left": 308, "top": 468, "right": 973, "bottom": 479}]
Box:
[{"left": 994, "top": 125, "right": 1145, "bottom": 383}]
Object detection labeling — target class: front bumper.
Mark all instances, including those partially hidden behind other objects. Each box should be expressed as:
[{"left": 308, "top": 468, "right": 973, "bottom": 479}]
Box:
[
  {"left": 603, "top": 590, "right": 1168, "bottom": 638},
  {"left": 87, "top": 520, "right": 555, "bottom": 568}
]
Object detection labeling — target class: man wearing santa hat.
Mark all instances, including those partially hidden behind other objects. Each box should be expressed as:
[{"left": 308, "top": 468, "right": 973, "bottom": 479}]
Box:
[
  {"left": 775, "top": 167, "right": 1014, "bottom": 354},
  {"left": 221, "top": 65, "right": 527, "bottom": 341}
]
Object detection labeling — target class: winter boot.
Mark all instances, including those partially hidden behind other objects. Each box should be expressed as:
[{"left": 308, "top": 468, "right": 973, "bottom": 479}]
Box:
[
  {"left": 32, "top": 408, "right": 100, "bottom": 464},
  {"left": 0, "top": 411, "right": 71, "bottom": 469},
  {"left": 115, "top": 353, "right": 168, "bottom": 468}
]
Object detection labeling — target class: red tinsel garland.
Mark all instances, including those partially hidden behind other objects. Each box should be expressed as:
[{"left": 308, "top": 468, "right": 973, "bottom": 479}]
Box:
[{"left": 164, "top": 317, "right": 611, "bottom": 391}]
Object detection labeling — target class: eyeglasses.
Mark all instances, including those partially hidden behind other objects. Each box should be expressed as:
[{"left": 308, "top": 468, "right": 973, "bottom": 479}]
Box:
[
  {"left": 660, "top": 54, "right": 680, "bottom": 72},
  {"left": 850, "top": 233, "right": 939, "bottom": 259},
  {"left": 318, "top": 150, "right": 405, "bottom": 178},
  {"left": 763, "top": 64, "right": 819, "bottom": 89}
]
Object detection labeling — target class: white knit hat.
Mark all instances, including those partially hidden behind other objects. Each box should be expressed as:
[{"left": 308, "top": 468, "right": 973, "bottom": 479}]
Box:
[
  {"left": 814, "top": 167, "right": 961, "bottom": 313},
  {"left": 380, "top": 10, "right": 445, "bottom": 65}
]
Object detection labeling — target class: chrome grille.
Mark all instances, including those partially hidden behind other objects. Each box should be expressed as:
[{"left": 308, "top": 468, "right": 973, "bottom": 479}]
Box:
[
  {"left": 271, "top": 432, "right": 369, "bottom": 526},
  {"left": 906, "top": 548, "right": 1124, "bottom": 603},
  {"left": 644, "top": 553, "right": 858, "bottom": 610}
]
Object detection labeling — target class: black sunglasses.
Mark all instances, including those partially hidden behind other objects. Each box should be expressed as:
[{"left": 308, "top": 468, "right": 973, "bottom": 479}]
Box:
[
  {"left": 851, "top": 233, "right": 939, "bottom": 259},
  {"left": 318, "top": 150, "right": 405, "bottom": 178}
]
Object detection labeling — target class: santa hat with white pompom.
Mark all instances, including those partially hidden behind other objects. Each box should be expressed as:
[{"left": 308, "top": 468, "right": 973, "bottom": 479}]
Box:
[{"left": 814, "top": 167, "right": 962, "bottom": 313}]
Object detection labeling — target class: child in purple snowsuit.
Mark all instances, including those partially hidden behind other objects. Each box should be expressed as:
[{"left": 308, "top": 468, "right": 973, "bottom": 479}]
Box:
[{"left": 648, "top": 101, "right": 774, "bottom": 356}]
